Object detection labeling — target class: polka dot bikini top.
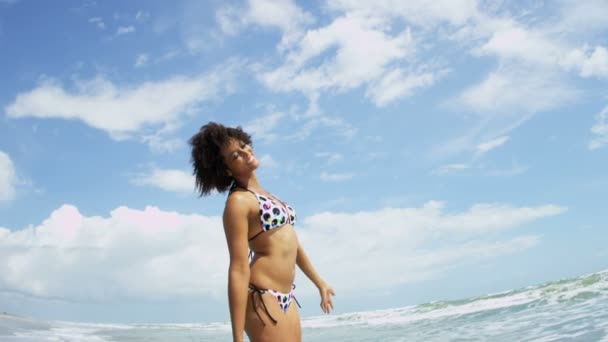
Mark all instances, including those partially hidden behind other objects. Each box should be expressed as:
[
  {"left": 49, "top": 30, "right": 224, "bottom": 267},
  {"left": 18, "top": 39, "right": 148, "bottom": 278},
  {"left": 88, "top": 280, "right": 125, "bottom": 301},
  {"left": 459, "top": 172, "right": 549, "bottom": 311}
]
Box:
[{"left": 230, "top": 183, "right": 297, "bottom": 241}]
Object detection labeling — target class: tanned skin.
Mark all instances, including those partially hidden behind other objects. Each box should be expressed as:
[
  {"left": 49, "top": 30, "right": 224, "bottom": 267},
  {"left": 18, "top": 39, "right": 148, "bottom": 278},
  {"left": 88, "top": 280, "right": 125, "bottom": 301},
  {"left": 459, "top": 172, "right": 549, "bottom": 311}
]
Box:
[{"left": 221, "top": 139, "right": 335, "bottom": 342}]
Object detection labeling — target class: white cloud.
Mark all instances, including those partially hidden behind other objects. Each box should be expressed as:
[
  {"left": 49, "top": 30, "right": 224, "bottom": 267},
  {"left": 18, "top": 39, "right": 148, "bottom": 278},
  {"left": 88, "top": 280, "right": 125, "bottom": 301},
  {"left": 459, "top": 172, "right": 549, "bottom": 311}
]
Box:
[
  {"left": 140, "top": 134, "right": 183, "bottom": 154},
  {"left": 0, "top": 151, "right": 17, "bottom": 202},
  {"left": 258, "top": 154, "right": 277, "bottom": 169},
  {"left": 286, "top": 102, "right": 358, "bottom": 141},
  {"left": 320, "top": 172, "right": 354, "bottom": 182},
  {"left": 562, "top": 45, "right": 608, "bottom": 78},
  {"left": 472, "top": 21, "right": 564, "bottom": 66},
  {"left": 259, "top": 15, "right": 414, "bottom": 98},
  {"left": 474, "top": 21, "right": 608, "bottom": 78},
  {"left": 88, "top": 17, "right": 105, "bottom": 30},
  {"left": 246, "top": 0, "right": 313, "bottom": 30},
  {"left": 0, "top": 201, "right": 565, "bottom": 301},
  {"left": 476, "top": 136, "right": 509, "bottom": 156},
  {"left": 457, "top": 65, "right": 579, "bottom": 115},
  {"left": 327, "top": 0, "right": 479, "bottom": 27},
  {"left": 366, "top": 67, "right": 447, "bottom": 107},
  {"left": 5, "top": 62, "right": 240, "bottom": 150},
  {"left": 247, "top": 0, "right": 461, "bottom": 107},
  {"left": 216, "top": 7, "right": 241, "bottom": 36},
  {"left": 130, "top": 169, "right": 194, "bottom": 194},
  {"left": 244, "top": 111, "right": 285, "bottom": 143},
  {"left": 298, "top": 200, "right": 566, "bottom": 293},
  {"left": 463, "top": 9, "right": 608, "bottom": 79},
  {"left": 557, "top": 0, "right": 608, "bottom": 33},
  {"left": 217, "top": 0, "right": 314, "bottom": 48},
  {"left": 437, "top": 63, "right": 578, "bottom": 159},
  {"left": 589, "top": 105, "right": 608, "bottom": 150},
  {"left": 248, "top": 0, "right": 605, "bottom": 115},
  {"left": 250, "top": 0, "right": 607, "bottom": 113},
  {"left": 0, "top": 205, "right": 226, "bottom": 300},
  {"left": 116, "top": 26, "right": 135, "bottom": 36}
]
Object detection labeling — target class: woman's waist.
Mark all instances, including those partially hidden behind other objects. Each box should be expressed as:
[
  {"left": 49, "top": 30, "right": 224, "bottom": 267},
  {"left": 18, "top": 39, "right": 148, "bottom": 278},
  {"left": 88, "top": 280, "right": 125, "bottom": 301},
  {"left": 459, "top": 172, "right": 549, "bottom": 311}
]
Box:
[{"left": 249, "top": 260, "right": 296, "bottom": 293}]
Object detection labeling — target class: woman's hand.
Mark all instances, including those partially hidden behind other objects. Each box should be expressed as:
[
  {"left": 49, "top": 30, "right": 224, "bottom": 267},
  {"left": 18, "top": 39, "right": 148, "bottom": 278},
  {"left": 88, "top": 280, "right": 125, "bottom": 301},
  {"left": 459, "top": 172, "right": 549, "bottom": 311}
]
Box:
[{"left": 318, "top": 281, "right": 335, "bottom": 314}]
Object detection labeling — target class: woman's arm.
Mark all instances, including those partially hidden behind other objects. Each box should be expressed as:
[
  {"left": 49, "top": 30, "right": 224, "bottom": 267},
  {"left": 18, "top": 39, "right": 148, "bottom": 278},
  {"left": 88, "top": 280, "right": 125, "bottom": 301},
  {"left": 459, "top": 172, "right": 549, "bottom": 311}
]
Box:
[
  {"left": 296, "top": 242, "right": 335, "bottom": 313},
  {"left": 223, "top": 194, "right": 251, "bottom": 342}
]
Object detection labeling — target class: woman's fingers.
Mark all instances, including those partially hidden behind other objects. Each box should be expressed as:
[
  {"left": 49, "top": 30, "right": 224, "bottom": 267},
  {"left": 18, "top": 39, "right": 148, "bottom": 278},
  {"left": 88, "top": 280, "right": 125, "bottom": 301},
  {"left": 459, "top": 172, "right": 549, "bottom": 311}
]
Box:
[{"left": 320, "top": 286, "right": 335, "bottom": 314}]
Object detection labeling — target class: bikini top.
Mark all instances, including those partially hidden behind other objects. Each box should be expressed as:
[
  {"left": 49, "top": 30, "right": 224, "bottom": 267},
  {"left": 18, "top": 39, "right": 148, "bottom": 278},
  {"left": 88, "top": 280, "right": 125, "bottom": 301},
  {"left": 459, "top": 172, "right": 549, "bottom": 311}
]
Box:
[{"left": 230, "top": 183, "right": 297, "bottom": 241}]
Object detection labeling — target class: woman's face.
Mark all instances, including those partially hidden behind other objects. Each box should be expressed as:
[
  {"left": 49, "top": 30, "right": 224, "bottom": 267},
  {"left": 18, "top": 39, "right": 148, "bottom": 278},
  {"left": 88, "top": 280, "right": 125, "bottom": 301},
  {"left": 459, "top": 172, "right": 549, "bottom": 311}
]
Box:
[{"left": 220, "top": 138, "right": 259, "bottom": 177}]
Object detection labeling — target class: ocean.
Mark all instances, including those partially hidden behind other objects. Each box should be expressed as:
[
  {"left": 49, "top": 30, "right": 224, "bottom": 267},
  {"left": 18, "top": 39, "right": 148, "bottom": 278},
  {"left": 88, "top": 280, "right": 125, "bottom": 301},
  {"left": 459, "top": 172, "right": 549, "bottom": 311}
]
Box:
[{"left": 1, "top": 270, "right": 607, "bottom": 341}]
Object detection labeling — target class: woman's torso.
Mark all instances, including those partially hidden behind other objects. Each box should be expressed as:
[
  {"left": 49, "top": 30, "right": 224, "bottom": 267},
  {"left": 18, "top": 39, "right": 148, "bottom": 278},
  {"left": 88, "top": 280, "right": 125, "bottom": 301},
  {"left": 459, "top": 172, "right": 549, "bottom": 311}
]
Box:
[{"left": 231, "top": 186, "right": 299, "bottom": 293}]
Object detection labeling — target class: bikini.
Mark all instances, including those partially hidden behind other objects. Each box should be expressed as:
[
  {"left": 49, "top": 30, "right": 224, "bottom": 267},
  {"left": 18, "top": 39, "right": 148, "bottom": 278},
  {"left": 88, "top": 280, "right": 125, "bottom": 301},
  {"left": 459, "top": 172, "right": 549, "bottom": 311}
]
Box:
[
  {"left": 230, "top": 183, "right": 301, "bottom": 325},
  {"left": 248, "top": 283, "right": 301, "bottom": 326}
]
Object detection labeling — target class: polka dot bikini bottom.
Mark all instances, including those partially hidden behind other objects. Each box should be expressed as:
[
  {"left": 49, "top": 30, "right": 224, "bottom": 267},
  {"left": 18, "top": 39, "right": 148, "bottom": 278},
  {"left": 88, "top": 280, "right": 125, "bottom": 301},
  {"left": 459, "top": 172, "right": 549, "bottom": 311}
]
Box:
[{"left": 248, "top": 283, "right": 301, "bottom": 326}]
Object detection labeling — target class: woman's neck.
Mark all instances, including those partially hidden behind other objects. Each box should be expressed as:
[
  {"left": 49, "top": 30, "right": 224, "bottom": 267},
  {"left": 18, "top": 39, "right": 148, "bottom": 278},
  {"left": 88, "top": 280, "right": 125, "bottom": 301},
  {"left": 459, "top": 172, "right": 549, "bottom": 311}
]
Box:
[{"left": 234, "top": 174, "right": 261, "bottom": 190}]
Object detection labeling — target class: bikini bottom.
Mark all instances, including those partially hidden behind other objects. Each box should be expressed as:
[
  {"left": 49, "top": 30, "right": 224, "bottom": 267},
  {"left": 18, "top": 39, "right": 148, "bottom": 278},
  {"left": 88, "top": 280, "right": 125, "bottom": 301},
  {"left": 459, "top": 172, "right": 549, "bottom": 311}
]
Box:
[{"left": 248, "top": 283, "right": 301, "bottom": 326}]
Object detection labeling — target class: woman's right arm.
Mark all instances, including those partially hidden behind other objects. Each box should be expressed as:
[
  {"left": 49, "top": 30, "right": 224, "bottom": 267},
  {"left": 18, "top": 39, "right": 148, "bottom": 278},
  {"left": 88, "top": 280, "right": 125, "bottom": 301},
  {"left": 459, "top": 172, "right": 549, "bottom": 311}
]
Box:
[{"left": 223, "top": 193, "right": 251, "bottom": 342}]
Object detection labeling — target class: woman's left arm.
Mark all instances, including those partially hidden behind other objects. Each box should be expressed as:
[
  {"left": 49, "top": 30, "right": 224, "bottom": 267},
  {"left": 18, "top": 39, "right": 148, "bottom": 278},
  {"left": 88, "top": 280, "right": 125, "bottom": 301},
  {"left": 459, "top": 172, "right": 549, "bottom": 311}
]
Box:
[{"left": 296, "top": 242, "right": 335, "bottom": 314}]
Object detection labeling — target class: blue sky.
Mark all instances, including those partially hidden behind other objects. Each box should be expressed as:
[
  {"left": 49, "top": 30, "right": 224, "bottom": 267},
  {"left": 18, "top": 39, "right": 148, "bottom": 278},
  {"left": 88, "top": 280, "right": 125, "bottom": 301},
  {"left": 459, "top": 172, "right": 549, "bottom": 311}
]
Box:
[{"left": 1, "top": 0, "right": 607, "bottom": 324}]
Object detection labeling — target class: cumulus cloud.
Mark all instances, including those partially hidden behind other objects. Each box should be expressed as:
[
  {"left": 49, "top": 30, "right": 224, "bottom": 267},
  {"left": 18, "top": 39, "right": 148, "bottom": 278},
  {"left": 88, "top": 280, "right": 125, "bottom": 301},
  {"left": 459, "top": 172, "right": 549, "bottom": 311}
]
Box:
[
  {"left": 0, "top": 151, "right": 17, "bottom": 202},
  {"left": 589, "top": 105, "right": 608, "bottom": 150},
  {"left": 258, "top": 14, "right": 428, "bottom": 106},
  {"left": 217, "top": 0, "right": 314, "bottom": 48},
  {"left": 0, "top": 201, "right": 566, "bottom": 301},
  {"left": 239, "top": 1, "right": 451, "bottom": 106},
  {"left": 562, "top": 45, "right": 608, "bottom": 78},
  {"left": 0, "top": 205, "right": 226, "bottom": 300},
  {"left": 5, "top": 62, "right": 240, "bottom": 150},
  {"left": 317, "top": 1, "right": 608, "bottom": 151},
  {"left": 223, "top": 0, "right": 606, "bottom": 122},
  {"left": 130, "top": 168, "right": 194, "bottom": 194},
  {"left": 471, "top": 19, "right": 608, "bottom": 78},
  {"left": 298, "top": 201, "right": 566, "bottom": 293},
  {"left": 473, "top": 23, "right": 564, "bottom": 66}
]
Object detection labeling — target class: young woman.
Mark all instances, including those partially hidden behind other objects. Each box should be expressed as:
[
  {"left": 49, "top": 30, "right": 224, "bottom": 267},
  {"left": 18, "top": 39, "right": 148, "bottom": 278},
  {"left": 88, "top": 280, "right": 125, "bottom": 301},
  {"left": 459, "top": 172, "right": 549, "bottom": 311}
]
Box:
[{"left": 189, "top": 122, "right": 335, "bottom": 342}]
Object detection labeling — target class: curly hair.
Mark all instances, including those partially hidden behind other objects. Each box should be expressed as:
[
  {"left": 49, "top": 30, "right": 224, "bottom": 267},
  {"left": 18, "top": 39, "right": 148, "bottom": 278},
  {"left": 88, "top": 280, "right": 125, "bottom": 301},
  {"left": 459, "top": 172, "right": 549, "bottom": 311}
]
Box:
[{"left": 189, "top": 122, "right": 252, "bottom": 196}]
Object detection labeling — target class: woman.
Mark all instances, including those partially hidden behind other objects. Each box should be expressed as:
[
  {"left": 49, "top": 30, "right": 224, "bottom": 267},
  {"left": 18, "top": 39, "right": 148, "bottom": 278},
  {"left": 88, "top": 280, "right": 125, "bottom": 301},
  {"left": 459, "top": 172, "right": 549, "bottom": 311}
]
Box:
[{"left": 189, "top": 122, "right": 335, "bottom": 342}]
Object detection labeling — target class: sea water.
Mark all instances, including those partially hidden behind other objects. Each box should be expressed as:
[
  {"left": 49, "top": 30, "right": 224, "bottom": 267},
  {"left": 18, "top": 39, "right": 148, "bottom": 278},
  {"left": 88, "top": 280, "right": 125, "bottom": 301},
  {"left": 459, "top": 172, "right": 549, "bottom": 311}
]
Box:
[{"left": 2, "top": 270, "right": 607, "bottom": 341}]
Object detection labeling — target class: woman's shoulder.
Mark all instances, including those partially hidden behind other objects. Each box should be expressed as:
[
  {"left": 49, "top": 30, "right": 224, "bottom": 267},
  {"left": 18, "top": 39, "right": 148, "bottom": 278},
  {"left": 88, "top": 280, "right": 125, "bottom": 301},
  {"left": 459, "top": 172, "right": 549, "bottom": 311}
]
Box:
[{"left": 224, "top": 188, "right": 256, "bottom": 214}]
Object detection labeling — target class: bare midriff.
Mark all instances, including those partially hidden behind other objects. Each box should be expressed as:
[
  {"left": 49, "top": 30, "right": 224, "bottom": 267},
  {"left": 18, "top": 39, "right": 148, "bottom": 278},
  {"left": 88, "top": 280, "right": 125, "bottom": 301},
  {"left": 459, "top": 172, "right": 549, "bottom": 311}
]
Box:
[{"left": 248, "top": 224, "right": 298, "bottom": 293}]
